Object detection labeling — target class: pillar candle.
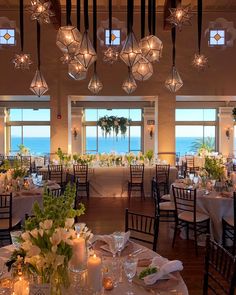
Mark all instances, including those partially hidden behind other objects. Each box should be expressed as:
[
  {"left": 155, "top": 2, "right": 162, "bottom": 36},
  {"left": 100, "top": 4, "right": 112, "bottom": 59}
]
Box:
[
  {"left": 87, "top": 254, "right": 102, "bottom": 292},
  {"left": 13, "top": 276, "right": 29, "bottom": 295},
  {"left": 70, "top": 236, "right": 86, "bottom": 268}
]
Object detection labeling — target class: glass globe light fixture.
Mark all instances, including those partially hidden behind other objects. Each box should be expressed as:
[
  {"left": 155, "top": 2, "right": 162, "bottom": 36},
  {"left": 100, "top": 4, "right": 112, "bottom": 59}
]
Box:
[
  {"left": 103, "top": 46, "right": 119, "bottom": 64},
  {"left": 139, "top": 35, "right": 163, "bottom": 63},
  {"left": 30, "top": 69, "right": 49, "bottom": 97},
  {"left": 88, "top": 72, "right": 103, "bottom": 94},
  {"left": 192, "top": 53, "right": 208, "bottom": 70},
  {"left": 167, "top": 4, "right": 192, "bottom": 31},
  {"left": 122, "top": 70, "right": 137, "bottom": 94},
  {"left": 120, "top": 31, "right": 142, "bottom": 67},
  {"left": 30, "top": 0, "right": 55, "bottom": 24},
  {"left": 56, "top": 26, "right": 82, "bottom": 55},
  {"left": 68, "top": 60, "right": 87, "bottom": 80},
  {"left": 75, "top": 31, "right": 97, "bottom": 69},
  {"left": 12, "top": 53, "right": 33, "bottom": 69},
  {"left": 165, "top": 66, "right": 183, "bottom": 93},
  {"left": 132, "top": 56, "right": 153, "bottom": 81}
]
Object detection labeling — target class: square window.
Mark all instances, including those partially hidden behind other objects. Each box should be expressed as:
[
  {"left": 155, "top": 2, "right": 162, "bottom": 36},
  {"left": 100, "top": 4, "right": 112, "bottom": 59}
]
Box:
[
  {"left": 209, "top": 29, "right": 226, "bottom": 46},
  {"left": 105, "top": 29, "right": 121, "bottom": 46},
  {"left": 0, "top": 28, "right": 15, "bottom": 45}
]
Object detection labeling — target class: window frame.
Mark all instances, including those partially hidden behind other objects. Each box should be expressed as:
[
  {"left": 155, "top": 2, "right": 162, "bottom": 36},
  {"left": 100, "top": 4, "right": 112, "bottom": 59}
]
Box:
[
  {"left": 83, "top": 108, "right": 143, "bottom": 154},
  {"left": 0, "top": 28, "right": 16, "bottom": 45},
  {"left": 175, "top": 108, "right": 218, "bottom": 155},
  {"left": 104, "top": 29, "right": 121, "bottom": 46},
  {"left": 208, "top": 29, "right": 226, "bottom": 47}
]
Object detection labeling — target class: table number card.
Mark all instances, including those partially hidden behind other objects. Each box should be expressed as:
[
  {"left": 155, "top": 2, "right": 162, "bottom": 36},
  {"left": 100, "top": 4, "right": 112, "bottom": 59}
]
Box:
[{"left": 29, "top": 284, "right": 51, "bottom": 295}]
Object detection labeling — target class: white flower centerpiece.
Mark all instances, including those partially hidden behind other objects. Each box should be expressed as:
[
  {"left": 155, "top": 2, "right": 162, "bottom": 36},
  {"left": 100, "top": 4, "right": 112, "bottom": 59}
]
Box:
[{"left": 6, "top": 184, "right": 85, "bottom": 295}]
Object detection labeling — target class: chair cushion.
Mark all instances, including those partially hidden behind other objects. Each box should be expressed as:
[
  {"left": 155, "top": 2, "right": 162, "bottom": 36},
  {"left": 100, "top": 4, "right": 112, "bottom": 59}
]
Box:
[
  {"left": 161, "top": 194, "right": 171, "bottom": 201},
  {"left": 159, "top": 202, "right": 175, "bottom": 211},
  {"left": 223, "top": 216, "right": 234, "bottom": 227},
  {"left": 178, "top": 211, "right": 209, "bottom": 223},
  {"left": 0, "top": 218, "right": 21, "bottom": 230}
]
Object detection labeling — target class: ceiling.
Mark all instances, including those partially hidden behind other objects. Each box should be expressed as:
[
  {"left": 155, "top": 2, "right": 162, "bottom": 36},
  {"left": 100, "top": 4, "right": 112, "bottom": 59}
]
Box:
[{"left": 1, "top": 0, "right": 236, "bottom": 11}]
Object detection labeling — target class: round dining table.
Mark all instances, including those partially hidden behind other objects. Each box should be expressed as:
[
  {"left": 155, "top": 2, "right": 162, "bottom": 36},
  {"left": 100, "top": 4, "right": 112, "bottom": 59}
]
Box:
[{"left": 0, "top": 241, "right": 188, "bottom": 295}]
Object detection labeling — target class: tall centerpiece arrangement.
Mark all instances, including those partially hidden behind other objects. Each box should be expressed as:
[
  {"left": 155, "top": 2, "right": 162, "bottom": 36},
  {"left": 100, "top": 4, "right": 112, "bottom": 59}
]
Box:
[
  {"left": 7, "top": 184, "right": 85, "bottom": 295},
  {"left": 97, "top": 116, "right": 130, "bottom": 137}
]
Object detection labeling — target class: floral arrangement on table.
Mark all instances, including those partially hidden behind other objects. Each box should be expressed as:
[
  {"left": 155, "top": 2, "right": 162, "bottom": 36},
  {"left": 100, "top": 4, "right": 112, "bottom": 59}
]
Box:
[
  {"left": 55, "top": 148, "right": 71, "bottom": 167},
  {"left": 73, "top": 153, "right": 95, "bottom": 165},
  {"left": 97, "top": 116, "right": 131, "bottom": 137},
  {"left": 203, "top": 156, "right": 226, "bottom": 181},
  {"left": 6, "top": 184, "right": 85, "bottom": 294},
  {"left": 18, "top": 144, "right": 30, "bottom": 156}
]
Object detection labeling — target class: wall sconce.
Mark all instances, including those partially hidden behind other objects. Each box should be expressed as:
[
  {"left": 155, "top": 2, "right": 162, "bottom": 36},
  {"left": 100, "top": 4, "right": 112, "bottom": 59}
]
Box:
[
  {"left": 147, "top": 120, "right": 155, "bottom": 139},
  {"left": 225, "top": 126, "right": 233, "bottom": 140},
  {"left": 72, "top": 127, "right": 79, "bottom": 140}
]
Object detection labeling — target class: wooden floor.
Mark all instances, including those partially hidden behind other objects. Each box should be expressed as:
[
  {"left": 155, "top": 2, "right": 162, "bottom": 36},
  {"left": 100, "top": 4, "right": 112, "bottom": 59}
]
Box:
[{"left": 79, "top": 197, "right": 205, "bottom": 295}]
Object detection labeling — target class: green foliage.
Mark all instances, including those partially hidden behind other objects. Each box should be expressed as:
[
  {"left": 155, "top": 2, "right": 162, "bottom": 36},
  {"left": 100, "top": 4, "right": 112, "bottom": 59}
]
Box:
[
  {"left": 145, "top": 150, "right": 154, "bottom": 161},
  {"left": 97, "top": 116, "right": 130, "bottom": 137},
  {"left": 204, "top": 157, "right": 225, "bottom": 181},
  {"left": 18, "top": 144, "right": 30, "bottom": 156},
  {"left": 190, "top": 137, "right": 215, "bottom": 154},
  {"left": 12, "top": 160, "right": 27, "bottom": 179},
  {"left": 56, "top": 148, "right": 66, "bottom": 164},
  {"left": 139, "top": 267, "right": 158, "bottom": 279},
  {"left": 24, "top": 183, "right": 85, "bottom": 231}
]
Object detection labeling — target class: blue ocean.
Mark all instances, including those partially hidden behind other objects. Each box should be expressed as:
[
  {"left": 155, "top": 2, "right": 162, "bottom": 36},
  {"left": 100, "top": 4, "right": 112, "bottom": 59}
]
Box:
[{"left": 10, "top": 136, "right": 210, "bottom": 156}]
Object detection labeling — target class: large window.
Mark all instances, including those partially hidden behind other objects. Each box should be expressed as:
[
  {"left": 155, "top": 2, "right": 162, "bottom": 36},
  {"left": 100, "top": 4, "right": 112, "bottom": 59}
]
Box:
[
  {"left": 84, "top": 109, "right": 142, "bottom": 154},
  {"left": 8, "top": 109, "right": 50, "bottom": 155},
  {"left": 175, "top": 109, "right": 217, "bottom": 156}
]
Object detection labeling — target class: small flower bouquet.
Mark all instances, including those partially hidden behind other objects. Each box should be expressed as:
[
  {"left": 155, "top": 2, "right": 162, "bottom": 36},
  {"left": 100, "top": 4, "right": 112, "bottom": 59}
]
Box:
[{"left": 6, "top": 184, "right": 85, "bottom": 295}]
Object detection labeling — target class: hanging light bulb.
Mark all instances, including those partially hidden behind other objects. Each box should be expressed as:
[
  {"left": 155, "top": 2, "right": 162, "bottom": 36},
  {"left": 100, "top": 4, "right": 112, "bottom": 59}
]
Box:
[
  {"left": 139, "top": 35, "right": 163, "bottom": 63},
  {"left": 56, "top": 26, "right": 81, "bottom": 56},
  {"left": 167, "top": 4, "right": 192, "bottom": 31},
  {"left": 75, "top": 31, "right": 97, "bottom": 69},
  {"left": 122, "top": 70, "right": 137, "bottom": 94},
  {"left": 88, "top": 72, "right": 103, "bottom": 94},
  {"left": 29, "top": 0, "right": 55, "bottom": 24},
  {"left": 68, "top": 60, "right": 87, "bottom": 80},
  {"left": 12, "top": 53, "right": 33, "bottom": 69},
  {"left": 132, "top": 57, "right": 153, "bottom": 81},
  {"left": 30, "top": 69, "right": 49, "bottom": 97},
  {"left": 103, "top": 46, "right": 119, "bottom": 64},
  {"left": 192, "top": 53, "right": 208, "bottom": 70},
  {"left": 165, "top": 66, "right": 183, "bottom": 93},
  {"left": 120, "top": 31, "right": 142, "bottom": 67}
]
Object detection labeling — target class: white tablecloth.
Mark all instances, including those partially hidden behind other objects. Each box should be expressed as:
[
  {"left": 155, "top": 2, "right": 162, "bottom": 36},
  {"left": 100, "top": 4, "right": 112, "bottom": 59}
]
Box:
[
  {"left": 171, "top": 183, "right": 233, "bottom": 242},
  {"left": 0, "top": 242, "right": 188, "bottom": 295},
  {"left": 88, "top": 166, "right": 178, "bottom": 197}
]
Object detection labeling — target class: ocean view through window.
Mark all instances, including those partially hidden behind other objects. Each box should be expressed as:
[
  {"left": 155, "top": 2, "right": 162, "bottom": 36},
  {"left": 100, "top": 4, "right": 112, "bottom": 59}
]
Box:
[
  {"left": 175, "top": 109, "right": 217, "bottom": 155},
  {"left": 8, "top": 109, "right": 50, "bottom": 155},
  {"left": 84, "top": 108, "right": 142, "bottom": 154}
]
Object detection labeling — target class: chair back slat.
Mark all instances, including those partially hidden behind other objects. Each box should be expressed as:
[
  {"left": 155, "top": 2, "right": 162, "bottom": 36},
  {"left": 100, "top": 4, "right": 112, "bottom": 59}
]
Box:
[
  {"left": 48, "top": 188, "right": 62, "bottom": 198},
  {"left": 0, "top": 193, "right": 12, "bottom": 229},
  {"left": 125, "top": 208, "right": 158, "bottom": 252},
  {"left": 48, "top": 165, "right": 63, "bottom": 185},
  {"left": 155, "top": 164, "right": 170, "bottom": 184},
  {"left": 203, "top": 235, "right": 236, "bottom": 295},
  {"left": 130, "top": 164, "right": 144, "bottom": 183},
  {"left": 73, "top": 164, "right": 88, "bottom": 183}
]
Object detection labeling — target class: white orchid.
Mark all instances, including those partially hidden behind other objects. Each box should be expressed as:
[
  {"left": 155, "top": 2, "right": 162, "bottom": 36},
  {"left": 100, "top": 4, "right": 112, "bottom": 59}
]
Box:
[
  {"left": 39, "top": 219, "right": 53, "bottom": 230},
  {"left": 30, "top": 228, "right": 38, "bottom": 239},
  {"left": 21, "top": 231, "right": 30, "bottom": 241}
]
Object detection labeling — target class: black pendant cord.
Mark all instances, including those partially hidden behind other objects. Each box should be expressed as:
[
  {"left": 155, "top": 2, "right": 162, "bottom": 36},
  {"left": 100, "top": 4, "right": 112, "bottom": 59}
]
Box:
[
  {"left": 77, "top": 0, "right": 80, "bottom": 30},
  {"left": 172, "top": 27, "right": 176, "bottom": 67},
  {"left": 20, "top": 0, "right": 24, "bottom": 52},
  {"left": 152, "top": 0, "right": 156, "bottom": 36},
  {"left": 84, "top": 0, "right": 89, "bottom": 31},
  {"left": 37, "top": 21, "right": 41, "bottom": 69},
  {"left": 141, "top": 0, "right": 145, "bottom": 38},
  {"left": 148, "top": 0, "right": 152, "bottom": 34},
  {"left": 109, "top": 0, "right": 112, "bottom": 45},
  {"left": 197, "top": 0, "right": 202, "bottom": 54},
  {"left": 127, "top": 0, "right": 134, "bottom": 34},
  {"left": 66, "top": 0, "right": 72, "bottom": 26},
  {"left": 93, "top": 0, "right": 97, "bottom": 72}
]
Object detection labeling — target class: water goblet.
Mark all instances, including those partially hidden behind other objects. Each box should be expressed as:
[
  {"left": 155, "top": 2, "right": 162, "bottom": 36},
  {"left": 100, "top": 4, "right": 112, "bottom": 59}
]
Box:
[
  {"left": 123, "top": 256, "right": 138, "bottom": 295},
  {"left": 113, "top": 232, "right": 125, "bottom": 258}
]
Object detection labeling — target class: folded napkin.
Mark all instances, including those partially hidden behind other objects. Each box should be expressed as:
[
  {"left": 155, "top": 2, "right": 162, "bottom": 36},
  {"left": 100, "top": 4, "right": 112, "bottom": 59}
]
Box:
[
  {"left": 94, "top": 231, "right": 130, "bottom": 252},
  {"left": 143, "top": 256, "right": 183, "bottom": 285}
]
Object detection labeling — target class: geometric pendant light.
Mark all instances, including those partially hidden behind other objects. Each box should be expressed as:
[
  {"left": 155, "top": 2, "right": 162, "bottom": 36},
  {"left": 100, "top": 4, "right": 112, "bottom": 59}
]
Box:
[
  {"left": 122, "top": 67, "right": 137, "bottom": 94},
  {"left": 192, "top": 0, "right": 208, "bottom": 70},
  {"left": 13, "top": 0, "right": 32, "bottom": 69},
  {"left": 165, "top": 27, "right": 183, "bottom": 93},
  {"left": 30, "top": 22, "right": 48, "bottom": 97},
  {"left": 139, "top": 0, "right": 163, "bottom": 63}
]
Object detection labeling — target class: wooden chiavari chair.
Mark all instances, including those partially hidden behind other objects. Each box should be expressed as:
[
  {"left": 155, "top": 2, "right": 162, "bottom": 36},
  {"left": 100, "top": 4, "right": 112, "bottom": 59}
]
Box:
[
  {"left": 73, "top": 164, "right": 89, "bottom": 199},
  {"left": 48, "top": 164, "right": 63, "bottom": 186},
  {"left": 128, "top": 164, "right": 145, "bottom": 199}
]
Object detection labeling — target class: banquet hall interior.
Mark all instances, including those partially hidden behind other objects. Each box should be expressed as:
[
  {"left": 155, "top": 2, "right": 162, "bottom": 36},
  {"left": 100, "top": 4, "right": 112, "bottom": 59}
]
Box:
[{"left": 0, "top": 0, "right": 236, "bottom": 294}]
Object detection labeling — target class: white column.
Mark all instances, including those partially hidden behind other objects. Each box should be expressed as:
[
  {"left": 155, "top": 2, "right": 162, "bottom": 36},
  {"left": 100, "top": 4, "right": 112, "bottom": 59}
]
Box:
[
  {"left": 71, "top": 107, "right": 83, "bottom": 154},
  {"left": 143, "top": 107, "right": 155, "bottom": 154},
  {"left": 218, "top": 107, "right": 234, "bottom": 157}
]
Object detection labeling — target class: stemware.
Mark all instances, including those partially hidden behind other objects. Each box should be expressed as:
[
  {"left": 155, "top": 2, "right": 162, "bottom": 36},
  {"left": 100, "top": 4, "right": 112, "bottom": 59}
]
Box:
[
  {"left": 123, "top": 256, "right": 138, "bottom": 295},
  {"left": 113, "top": 232, "right": 125, "bottom": 257}
]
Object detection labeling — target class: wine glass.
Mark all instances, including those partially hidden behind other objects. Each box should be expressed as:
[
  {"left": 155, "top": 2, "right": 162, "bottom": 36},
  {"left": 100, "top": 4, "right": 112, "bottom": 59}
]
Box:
[
  {"left": 193, "top": 176, "right": 199, "bottom": 187},
  {"left": 109, "top": 236, "right": 118, "bottom": 258},
  {"left": 113, "top": 232, "right": 125, "bottom": 257},
  {"left": 123, "top": 256, "right": 138, "bottom": 295}
]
